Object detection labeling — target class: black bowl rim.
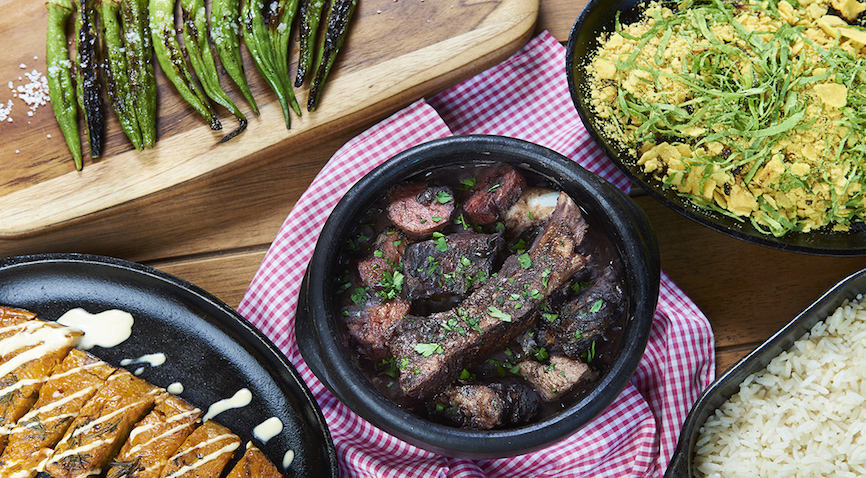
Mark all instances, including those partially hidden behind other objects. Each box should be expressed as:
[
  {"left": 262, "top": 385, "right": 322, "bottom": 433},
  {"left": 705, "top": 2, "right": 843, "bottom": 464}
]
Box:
[
  {"left": 296, "top": 134, "right": 661, "bottom": 459},
  {"left": 565, "top": 0, "right": 866, "bottom": 257},
  {"left": 664, "top": 266, "right": 866, "bottom": 477}
]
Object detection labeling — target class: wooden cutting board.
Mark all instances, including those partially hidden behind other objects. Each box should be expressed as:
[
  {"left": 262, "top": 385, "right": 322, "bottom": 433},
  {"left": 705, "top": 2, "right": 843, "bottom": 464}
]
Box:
[{"left": 0, "top": 0, "right": 538, "bottom": 236}]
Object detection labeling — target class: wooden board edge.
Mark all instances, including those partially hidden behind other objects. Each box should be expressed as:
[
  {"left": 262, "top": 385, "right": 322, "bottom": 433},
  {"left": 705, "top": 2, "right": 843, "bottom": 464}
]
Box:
[{"left": 0, "top": 1, "right": 539, "bottom": 238}]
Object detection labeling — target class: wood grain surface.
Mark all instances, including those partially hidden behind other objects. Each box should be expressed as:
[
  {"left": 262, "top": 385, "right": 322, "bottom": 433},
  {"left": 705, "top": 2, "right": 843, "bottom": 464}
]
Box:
[
  {"left": 0, "top": 0, "right": 863, "bottom": 390},
  {"left": 0, "top": 0, "right": 537, "bottom": 235}
]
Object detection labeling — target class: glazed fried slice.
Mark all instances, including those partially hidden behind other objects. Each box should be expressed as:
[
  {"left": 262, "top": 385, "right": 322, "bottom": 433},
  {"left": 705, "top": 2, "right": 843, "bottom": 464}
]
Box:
[
  {"left": 0, "top": 306, "right": 36, "bottom": 328},
  {"left": 0, "top": 349, "right": 116, "bottom": 477},
  {"left": 106, "top": 393, "right": 203, "bottom": 478},
  {"left": 226, "top": 442, "right": 282, "bottom": 478},
  {"left": 43, "top": 369, "right": 160, "bottom": 478},
  {"left": 159, "top": 420, "right": 241, "bottom": 478},
  {"left": 0, "top": 320, "right": 83, "bottom": 452}
]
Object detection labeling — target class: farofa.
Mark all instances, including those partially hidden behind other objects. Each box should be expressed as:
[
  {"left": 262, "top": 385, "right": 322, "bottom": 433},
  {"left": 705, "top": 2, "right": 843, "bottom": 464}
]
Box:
[{"left": 585, "top": 0, "right": 866, "bottom": 236}]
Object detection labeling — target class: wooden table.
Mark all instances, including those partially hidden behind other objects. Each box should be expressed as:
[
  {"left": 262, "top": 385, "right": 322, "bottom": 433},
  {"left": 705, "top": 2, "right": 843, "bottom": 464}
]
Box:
[{"left": 0, "top": 0, "right": 864, "bottom": 384}]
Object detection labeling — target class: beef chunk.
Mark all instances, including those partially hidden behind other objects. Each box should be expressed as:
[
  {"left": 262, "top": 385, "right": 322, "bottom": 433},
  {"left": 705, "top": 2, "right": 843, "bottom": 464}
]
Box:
[
  {"left": 357, "top": 230, "right": 407, "bottom": 290},
  {"left": 537, "top": 264, "right": 624, "bottom": 358},
  {"left": 344, "top": 298, "right": 410, "bottom": 361},
  {"left": 387, "top": 182, "right": 455, "bottom": 238},
  {"left": 463, "top": 164, "right": 527, "bottom": 225},
  {"left": 518, "top": 355, "right": 598, "bottom": 401},
  {"left": 390, "top": 192, "right": 589, "bottom": 399},
  {"left": 403, "top": 232, "right": 503, "bottom": 300},
  {"left": 430, "top": 381, "right": 539, "bottom": 429}
]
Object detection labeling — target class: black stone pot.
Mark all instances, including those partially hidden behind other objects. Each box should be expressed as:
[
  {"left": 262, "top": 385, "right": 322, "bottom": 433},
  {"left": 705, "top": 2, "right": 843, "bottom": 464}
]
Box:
[
  {"left": 566, "top": 0, "right": 866, "bottom": 256},
  {"left": 296, "top": 135, "right": 660, "bottom": 459}
]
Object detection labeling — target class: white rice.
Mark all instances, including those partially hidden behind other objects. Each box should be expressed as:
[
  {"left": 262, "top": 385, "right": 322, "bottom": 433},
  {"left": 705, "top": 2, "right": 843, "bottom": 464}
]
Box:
[{"left": 694, "top": 295, "right": 866, "bottom": 477}]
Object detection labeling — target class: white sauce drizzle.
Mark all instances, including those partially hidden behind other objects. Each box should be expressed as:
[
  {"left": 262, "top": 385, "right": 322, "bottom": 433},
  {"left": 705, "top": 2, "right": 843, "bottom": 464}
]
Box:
[
  {"left": 166, "top": 382, "right": 184, "bottom": 395},
  {"left": 283, "top": 449, "right": 295, "bottom": 469},
  {"left": 252, "top": 417, "right": 283, "bottom": 444},
  {"left": 56, "top": 308, "right": 134, "bottom": 350},
  {"left": 203, "top": 388, "right": 252, "bottom": 421},
  {"left": 165, "top": 434, "right": 240, "bottom": 478},
  {"left": 120, "top": 352, "right": 166, "bottom": 368},
  {"left": 133, "top": 367, "right": 145, "bottom": 376},
  {"left": 0, "top": 322, "right": 79, "bottom": 378}
]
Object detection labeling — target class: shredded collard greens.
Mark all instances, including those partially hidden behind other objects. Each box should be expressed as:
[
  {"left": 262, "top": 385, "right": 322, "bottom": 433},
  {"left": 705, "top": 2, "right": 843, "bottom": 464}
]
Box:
[{"left": 586, "top": 0, "right": 866, "bottom": 236}]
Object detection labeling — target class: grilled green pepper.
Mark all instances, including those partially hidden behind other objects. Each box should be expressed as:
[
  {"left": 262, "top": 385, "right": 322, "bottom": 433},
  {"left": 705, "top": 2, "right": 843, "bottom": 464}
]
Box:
[
  {"left": 308, "top": 0, "right": 357, "bottom": 111},
  {"left": 241, "top": 0, "right": 300, "bottom": 129},
  {"left": 99, "top": 0, "right": 142, "bottom": 149},
  {"left": 46, "top": 0, "right": 83, "bottom": 170},
  {"left": 294, "top": 0, "right": 323, "bottom": 88},
  {"left": 76, "top": 0, "right": 105, "bottom": 158},
  {"left": 269, "top": 0, "right": 300, "bottom": 107},
  {"left": 211, "top": 0, "right": 259, "bottom": 115},
  {"left": 181, "top": 0, "right": 247, "bottom": 142},
  {"left": 149, "top": 0, "right": 221, "bottom": 131},
  {"left": 121, "top": 0, "right": 157, "bottom": 147}
]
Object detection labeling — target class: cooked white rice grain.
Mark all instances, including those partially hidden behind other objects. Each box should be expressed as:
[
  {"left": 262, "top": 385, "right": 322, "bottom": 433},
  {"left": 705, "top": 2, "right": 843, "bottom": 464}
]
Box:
[{"left": 694, "top": 295, "right": 866, "bottom": 477}]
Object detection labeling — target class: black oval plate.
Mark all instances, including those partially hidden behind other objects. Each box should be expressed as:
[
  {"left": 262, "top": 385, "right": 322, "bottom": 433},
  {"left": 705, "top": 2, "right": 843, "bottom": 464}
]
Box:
[
  {"left": 0, "top": 253, "right": 338, "bottom": 478},
  {"left": 566, "top": 0, "right": 866, "bottom": 256}
]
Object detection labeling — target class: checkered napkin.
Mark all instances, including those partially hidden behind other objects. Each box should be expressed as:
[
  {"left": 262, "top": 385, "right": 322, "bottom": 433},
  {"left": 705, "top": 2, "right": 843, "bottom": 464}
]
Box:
[{"left": 237, "top": 31, "right": 715, "bottom": 477}]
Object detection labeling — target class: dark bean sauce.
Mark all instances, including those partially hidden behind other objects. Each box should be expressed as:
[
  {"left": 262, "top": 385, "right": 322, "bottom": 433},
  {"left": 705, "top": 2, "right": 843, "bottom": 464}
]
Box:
[{"left": 333, "top": 162, "right": 628, "bottom": 428}]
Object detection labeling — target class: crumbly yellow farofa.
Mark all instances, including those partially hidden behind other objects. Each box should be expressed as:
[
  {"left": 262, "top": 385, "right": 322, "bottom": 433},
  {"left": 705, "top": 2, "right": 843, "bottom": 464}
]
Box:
[{"left": 586, "top": 0, "right": 866, "bottom": 236}]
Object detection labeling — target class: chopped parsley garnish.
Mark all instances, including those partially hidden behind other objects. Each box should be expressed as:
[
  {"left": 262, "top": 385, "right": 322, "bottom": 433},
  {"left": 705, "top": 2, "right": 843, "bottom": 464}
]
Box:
[
  {"left": 454, "top": 213, "right": 470, "bottom": 230},
  {"left": 571, "top": 281, "right": 591, "bottom": 292},
  {"left": 542, "top": 312, "right": 559, "bottom": 322},
  {"left": 377, "top": 270, "right": 404, "bottom": 300},
  {"left": 488, "top": 306, "right": 512, "bottom": 322},
  {"left": 518, "top": 253, "right": 532, "bottom": 269},
  {"left": 433, "top": 232, "right": 448, "bottom": 252},
  {"left": 541, "top": 268, "right": 551, "bottom": 288},
  {"left": 435, "top": 191, "right": 453, "bottom": 203},
  {"left": 590, "top": 299, "right": 604, "bottom": 313},
  {"left": 460, "top": 177, "right": 477, "bottom": 189},
  {"left": 414, "top": 343, "right": 444, "bottom": 357},
  {"left": 350, "top": 287, "right": 367, "bottom": 305},
  {"left": 511, "top": 239, "right": 527, "bottom": 253},
  {"left": 534, "top": 347, "right": 548, "bottom": 361},
  {"left": 582, "top": 340, "right": 597, "bottom": 362}
]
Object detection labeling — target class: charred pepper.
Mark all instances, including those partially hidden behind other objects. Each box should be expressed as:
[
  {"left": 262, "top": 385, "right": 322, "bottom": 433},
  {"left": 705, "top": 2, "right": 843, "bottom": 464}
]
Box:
[
  {"left": 268, "top": 0, "right": 299, "bottom": 107},
  {"left": 308, "top": 0, "right": 357, "bottom": 111},
  {"left": 211, "top": 0, "right": 259, "bottom": 115},
  {"left": 294, "top": 0, "right": 323, "bottom": 88},
  {"left": 121, "top": 0, "right": 157, "bottom": 147},
  {"left": 149, "top": 0, "right": 221, "bottom": 131},
  {"left": 181, "top": 0, "right": 247, "bottom": 142},
  {"left": 99, "top": 0, "right": 142, "bottom": 150},
  {"left": 76, "top": 0, "right": 105, "bottom": 158},
  {"left": 46, "top": 0, "right": 83, "bottom": 170},
  {"left": 241, "top": 0, "right": 300, "bottom": 129}
]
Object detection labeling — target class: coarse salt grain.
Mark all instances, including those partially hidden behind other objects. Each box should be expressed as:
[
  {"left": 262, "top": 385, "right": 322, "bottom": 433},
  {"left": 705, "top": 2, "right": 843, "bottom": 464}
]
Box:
[
  {"left": 0, "top": 99, "right": 12, "bottom": 122},
  {"left": 3, "top": 67, "right": 50, "bottom": 123}
]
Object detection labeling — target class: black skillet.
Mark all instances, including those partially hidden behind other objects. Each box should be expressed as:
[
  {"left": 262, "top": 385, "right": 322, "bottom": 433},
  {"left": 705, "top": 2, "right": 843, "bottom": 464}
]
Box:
[
  {"left": 0, "top": 253, "right": 338, "bottom": 478},
  {"left": 566, "top": 0, "right": 866, "bottom": 256}
]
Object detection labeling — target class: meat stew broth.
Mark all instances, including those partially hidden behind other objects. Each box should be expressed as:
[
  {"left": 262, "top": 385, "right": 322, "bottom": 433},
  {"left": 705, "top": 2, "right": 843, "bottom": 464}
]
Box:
[{"left": 334, "top": 162, "right": 628, "bottom": 429}]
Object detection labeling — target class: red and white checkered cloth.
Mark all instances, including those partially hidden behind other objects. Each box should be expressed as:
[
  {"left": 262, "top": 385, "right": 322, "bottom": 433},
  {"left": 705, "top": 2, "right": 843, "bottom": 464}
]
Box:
[{"left": 237, "top": 31, "right": 715, "bottom": 478}]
